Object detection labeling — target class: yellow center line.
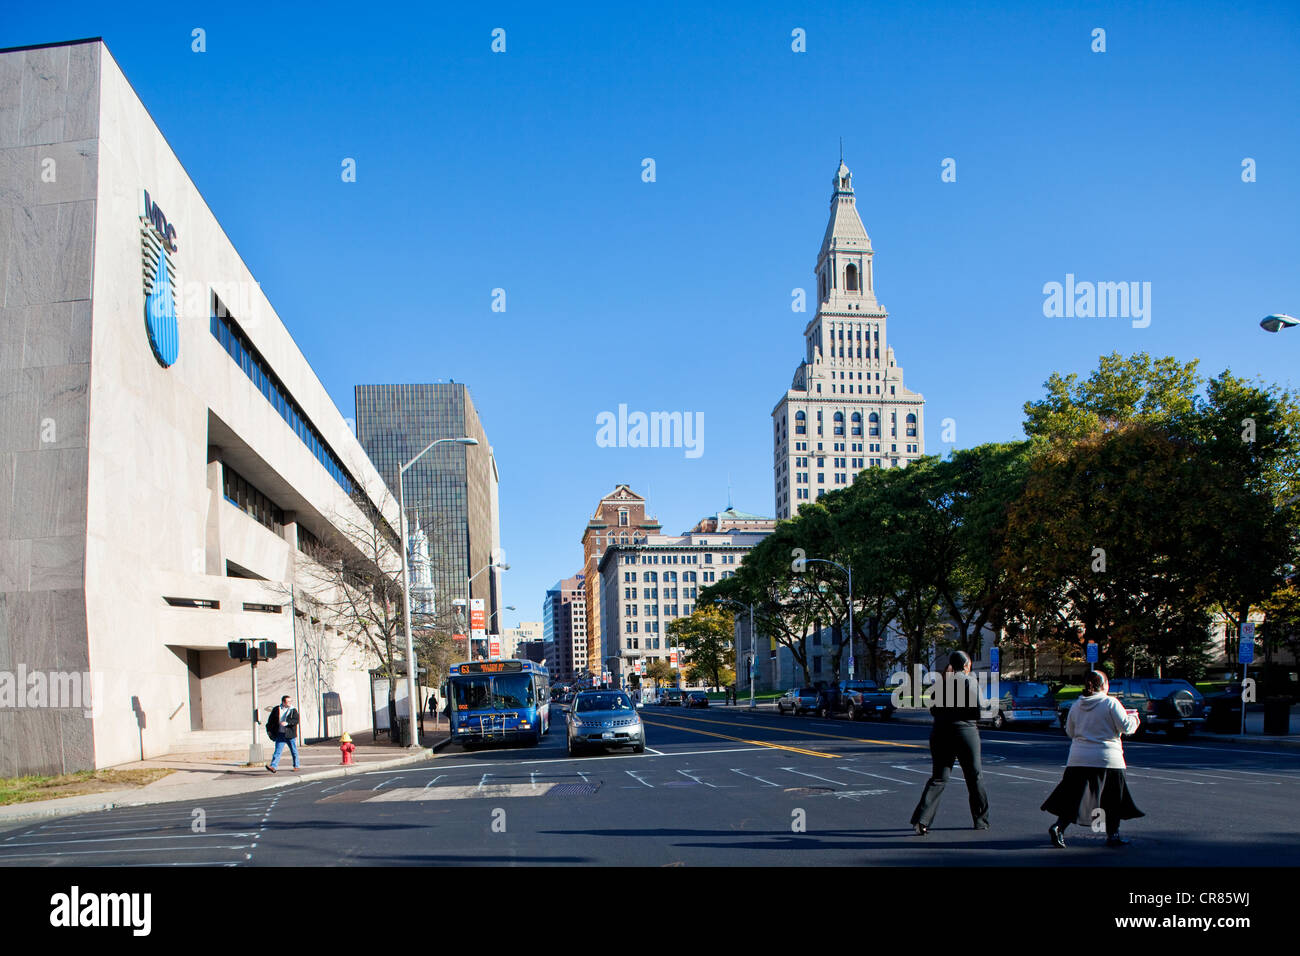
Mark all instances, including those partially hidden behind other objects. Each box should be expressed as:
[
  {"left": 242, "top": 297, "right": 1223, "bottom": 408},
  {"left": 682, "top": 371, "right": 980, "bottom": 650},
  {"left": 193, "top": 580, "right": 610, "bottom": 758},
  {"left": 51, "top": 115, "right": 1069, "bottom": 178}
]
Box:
[
  {"left": 646, "top": 710, "right": 926, "bottom": 749},
  {"left": 639, "top": 718, "right": 837, "bottom": 759}
]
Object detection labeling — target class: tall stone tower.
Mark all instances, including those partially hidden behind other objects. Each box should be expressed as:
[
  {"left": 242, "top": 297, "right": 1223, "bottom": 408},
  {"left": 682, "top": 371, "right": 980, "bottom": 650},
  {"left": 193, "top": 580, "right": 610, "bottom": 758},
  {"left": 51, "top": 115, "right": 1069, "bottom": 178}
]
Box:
[{"left": 772, "top": 159, "right": 926, "bottom": 519}]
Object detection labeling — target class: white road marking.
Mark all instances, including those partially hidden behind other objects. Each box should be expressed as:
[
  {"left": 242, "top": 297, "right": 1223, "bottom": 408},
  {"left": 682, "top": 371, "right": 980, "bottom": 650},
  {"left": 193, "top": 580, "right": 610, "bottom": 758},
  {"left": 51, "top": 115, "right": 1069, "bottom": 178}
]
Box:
[
  {"left": 979, "top": 768, "right": 1050, "bottom": 782},
  {"left": 890, "top": 764, "right": 932, "bottom": 775},
  {"left": 837, "top": 767, "right": 914, "bottom": 785},
  {"left": 1122, "top": 769, "right": 1209, "bottom": 784},
  {"left": 677, "top": 769, "right": 720, "bottom": 788},
  {"left": 730, "top": 769, "right": 779, "bottom": 787},
  {"left": 3, "top": 832, "right": 257, "bottom": 848},
  {"left": 644, "top": 747, "right": 667, "bottom": 755},
  {"left": 371, "top": 777, "right": 403, "bottom": 791},
  {"left": 0, "top": 845, "right": 253, "bottom": 859},
  {"left": 1186, "top": 766, "right": 1300, "bottom": 780},
  {"left": 476, "top": 773, "right": 491, "bottom": 793},
  {"left": 781, "top": 767, "right": 847, "bottom": 786},
  {"left": 423, "top": 775, "right": 446, "bottom": 790},
  {"left": 625, "top": 771, "right": 654, "bottom": 788}
]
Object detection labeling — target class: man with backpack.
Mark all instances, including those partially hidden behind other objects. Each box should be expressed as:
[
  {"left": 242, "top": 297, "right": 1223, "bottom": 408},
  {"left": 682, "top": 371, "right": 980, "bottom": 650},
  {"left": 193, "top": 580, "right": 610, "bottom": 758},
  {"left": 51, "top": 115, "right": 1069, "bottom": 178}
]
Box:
[{"left": 265, "top": 695, "right": 300, "bottom": 772}]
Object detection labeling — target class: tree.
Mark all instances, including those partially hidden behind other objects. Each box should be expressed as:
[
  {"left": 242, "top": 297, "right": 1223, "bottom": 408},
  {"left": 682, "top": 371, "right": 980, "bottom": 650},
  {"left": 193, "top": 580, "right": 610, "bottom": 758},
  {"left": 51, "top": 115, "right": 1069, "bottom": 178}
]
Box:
[
  {"left": 667, "top": 606, "right": 736, "bottom": 691},
  {"left": 1010, "top": 354, "right": 1300, "bottom": 678},
  {"left": 286, "top": 477, "right": 444, "bottom": 712},
  {"left": 1022, "top": 351, "right": 1200, "bottom": 442},
  {"left": 645, "top": 658, "right": 676, "bottom": 687},
  {"left": 704, "top": 525, "right": 821, "bottom": 685}
]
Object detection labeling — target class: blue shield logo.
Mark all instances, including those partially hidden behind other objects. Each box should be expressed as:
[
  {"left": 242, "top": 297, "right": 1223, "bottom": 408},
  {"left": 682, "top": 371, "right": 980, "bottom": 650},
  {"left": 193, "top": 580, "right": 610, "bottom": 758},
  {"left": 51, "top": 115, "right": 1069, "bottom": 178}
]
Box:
[{"left": 145, "top": 249, "right": 179, "bottom": 367}]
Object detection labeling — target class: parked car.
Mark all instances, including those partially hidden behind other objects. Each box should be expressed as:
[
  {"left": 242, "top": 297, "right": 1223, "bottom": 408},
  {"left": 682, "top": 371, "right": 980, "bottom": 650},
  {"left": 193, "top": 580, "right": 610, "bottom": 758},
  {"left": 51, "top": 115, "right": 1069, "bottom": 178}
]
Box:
[
  {"left": 683, "top": 691, "right": 709, "bottom": 708},
  {"left": 1203, "top": 683, "right": 1247, "bottom": 733},
  {"left": 1059, "top": 677, "right": 1205, "bottom": 739},
  {"left": 776, "top": 687, "right": 820, "bottom": 716},
  {"left": 659, "top": 688, "right": 685, "bottom": 706},
  {"left": 816, "top": 680, "right": 896, "bottom": 720},
  {"left": 567, "top": 690, "right": 645, "bottom": 755},
  {"left": 979, "top": 680, "right": 1057, "bottom": 730}
]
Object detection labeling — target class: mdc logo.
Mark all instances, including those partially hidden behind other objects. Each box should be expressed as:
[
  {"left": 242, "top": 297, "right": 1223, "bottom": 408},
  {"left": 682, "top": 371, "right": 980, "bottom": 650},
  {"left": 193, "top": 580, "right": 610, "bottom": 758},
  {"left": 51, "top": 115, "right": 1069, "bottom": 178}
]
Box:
[{"left": 140, "top": 190, "right": 179, "bottom": 367}]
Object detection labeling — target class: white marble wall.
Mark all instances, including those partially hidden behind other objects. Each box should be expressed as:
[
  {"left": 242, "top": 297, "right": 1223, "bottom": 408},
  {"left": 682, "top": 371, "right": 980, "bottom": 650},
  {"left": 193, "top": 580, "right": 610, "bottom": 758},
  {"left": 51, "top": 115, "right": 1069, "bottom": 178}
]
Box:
[
  {"left": 0, "top": 42, "right": 100, "bottom": 776},
  {"left": 1, "top": 41, "right": 396, "bottom": 773}
]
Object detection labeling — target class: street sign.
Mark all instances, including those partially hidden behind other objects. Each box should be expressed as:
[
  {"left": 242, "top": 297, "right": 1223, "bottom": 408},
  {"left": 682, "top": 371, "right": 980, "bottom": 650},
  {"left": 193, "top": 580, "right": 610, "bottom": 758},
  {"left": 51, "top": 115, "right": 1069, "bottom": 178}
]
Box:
[
  {"left": 1086, "top": 641, "right": 1098, "bottom": 664},
  {"left": 669, "top": 651, "right": 678, "bottom": 667},
  {"left": 1239, "top": 625, "right": 1255, "bottom": 664},
  {"left": 990, "top": 647, "right": 1000, "bottom": 673},
  {"left": 489, "top": 636, "right": 501, "bottom": 659},
  {"left": 847, "top": 655, "right": 855, "bottom": 673}
]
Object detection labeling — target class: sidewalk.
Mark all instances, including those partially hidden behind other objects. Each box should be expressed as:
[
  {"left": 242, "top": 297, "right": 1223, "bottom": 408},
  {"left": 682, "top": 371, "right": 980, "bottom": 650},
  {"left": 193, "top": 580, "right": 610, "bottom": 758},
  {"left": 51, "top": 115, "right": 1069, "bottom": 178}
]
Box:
[{"left": 0, "top": 724, "right": 453, "bottom": 828}]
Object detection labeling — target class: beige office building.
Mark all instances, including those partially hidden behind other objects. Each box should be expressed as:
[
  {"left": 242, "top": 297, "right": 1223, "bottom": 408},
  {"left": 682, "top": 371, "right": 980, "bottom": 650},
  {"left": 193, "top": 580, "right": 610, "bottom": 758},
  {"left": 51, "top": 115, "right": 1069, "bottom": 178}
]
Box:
[
  {"left": 0, "top": 39, "right": 393, "bottom": 774},
  {"left": 773, "top": 159, "right": 926, "bottom": 519}
]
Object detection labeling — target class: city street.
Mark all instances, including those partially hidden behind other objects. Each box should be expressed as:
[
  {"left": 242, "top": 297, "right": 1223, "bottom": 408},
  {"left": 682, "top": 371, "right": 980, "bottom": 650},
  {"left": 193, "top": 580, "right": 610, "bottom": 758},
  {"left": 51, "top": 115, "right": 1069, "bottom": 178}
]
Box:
[{"left": 4, "top": 705, "right": 1298, "bottom": 867}]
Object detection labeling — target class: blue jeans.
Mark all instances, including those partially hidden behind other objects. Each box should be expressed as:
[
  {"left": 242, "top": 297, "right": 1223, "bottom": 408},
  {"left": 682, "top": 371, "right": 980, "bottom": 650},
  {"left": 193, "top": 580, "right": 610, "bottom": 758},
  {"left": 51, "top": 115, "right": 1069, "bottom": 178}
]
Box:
[{"left": 270, "top": 735, "right": 299, "bottom": 769}]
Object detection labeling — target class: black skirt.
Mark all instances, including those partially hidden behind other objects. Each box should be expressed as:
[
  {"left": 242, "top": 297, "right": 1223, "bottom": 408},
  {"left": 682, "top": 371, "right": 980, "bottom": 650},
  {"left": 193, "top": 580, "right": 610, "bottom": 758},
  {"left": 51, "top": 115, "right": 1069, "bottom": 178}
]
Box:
[{"left": 1041, "top": 766, "right": 1144, "bottom": 826}]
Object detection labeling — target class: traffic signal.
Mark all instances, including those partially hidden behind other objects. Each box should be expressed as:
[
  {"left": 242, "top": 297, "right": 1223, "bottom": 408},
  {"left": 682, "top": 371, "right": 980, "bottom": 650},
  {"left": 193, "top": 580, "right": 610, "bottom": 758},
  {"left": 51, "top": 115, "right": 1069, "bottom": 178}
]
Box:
[
  {"left": 258, "top": 640, "right": 278, "bottom": 660},
  {"left": 228, "top": 641, "right": 248, "bottom": 660}
]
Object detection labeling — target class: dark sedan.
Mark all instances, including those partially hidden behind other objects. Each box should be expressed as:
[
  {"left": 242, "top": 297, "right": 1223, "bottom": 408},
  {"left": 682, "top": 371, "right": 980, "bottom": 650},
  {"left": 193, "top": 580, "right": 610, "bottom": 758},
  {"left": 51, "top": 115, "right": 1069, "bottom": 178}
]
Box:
[{"left": 683, "top": 691, "right": 709, "bottom": 708}]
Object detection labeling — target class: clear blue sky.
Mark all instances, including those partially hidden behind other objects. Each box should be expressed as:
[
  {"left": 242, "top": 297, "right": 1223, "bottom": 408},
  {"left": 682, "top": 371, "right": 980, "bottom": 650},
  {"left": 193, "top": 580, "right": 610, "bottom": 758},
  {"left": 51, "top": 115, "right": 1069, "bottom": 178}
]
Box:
[{"left": 7, "top": 1, "right": 1298, "bottom": 628}]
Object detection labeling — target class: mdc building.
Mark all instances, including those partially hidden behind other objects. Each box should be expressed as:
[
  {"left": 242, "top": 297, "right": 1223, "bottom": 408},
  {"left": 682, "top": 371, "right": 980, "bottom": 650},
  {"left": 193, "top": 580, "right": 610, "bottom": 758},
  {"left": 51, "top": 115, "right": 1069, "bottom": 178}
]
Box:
[{"left": 0, "top": 39, "right": 393, "bottom": 775}]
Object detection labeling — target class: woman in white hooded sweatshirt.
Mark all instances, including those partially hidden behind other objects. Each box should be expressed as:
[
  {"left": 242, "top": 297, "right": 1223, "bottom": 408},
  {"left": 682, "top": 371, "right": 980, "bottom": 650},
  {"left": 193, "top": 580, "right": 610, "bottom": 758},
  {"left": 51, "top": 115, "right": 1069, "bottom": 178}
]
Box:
[{"left": 1041, "top": 670, "right": 1143, "bottom": 847}]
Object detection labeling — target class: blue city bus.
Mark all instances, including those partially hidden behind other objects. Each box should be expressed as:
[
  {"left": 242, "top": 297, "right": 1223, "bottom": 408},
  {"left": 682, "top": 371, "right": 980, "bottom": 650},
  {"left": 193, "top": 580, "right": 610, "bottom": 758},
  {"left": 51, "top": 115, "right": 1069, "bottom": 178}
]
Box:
[{"left": 446, "top": 659, "right": 551, "bottom": 747}]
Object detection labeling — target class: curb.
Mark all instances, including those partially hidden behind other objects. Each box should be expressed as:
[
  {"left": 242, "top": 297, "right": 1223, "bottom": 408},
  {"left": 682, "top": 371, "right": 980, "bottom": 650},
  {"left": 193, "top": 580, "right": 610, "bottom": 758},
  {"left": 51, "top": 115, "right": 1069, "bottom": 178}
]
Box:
[{"left": 0, "top": 737, "right": 453, "bottom": 828}]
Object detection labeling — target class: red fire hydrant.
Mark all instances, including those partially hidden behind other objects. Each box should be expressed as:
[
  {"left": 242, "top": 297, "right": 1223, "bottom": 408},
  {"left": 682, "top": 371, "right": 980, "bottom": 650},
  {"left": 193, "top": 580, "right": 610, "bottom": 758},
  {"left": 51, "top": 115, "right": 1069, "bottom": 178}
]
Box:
[{"left": 340, "top": 732, "right": 355, "bottom": 766}]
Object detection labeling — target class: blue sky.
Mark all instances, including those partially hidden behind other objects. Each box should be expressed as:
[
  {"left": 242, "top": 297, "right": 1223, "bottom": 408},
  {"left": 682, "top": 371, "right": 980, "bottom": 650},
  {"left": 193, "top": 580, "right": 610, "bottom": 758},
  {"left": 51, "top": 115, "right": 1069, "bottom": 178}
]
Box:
[{"left": 6, "top": 1, "right": 1299, "bottom": 628}]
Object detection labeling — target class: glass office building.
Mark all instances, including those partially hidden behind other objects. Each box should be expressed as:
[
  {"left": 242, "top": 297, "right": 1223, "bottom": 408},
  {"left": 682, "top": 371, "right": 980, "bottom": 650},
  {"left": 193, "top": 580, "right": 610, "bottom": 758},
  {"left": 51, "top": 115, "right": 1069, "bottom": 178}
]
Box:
[{"left": 354, "top": 384, "right": 502, "bottom": 655}]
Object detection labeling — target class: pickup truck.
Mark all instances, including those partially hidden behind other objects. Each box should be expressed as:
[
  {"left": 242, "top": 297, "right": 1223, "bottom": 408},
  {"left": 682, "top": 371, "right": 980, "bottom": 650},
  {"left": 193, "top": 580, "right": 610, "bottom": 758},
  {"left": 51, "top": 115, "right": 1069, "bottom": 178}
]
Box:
[{"left": 816, "top": 680, "right": 895, "bottom": 721}]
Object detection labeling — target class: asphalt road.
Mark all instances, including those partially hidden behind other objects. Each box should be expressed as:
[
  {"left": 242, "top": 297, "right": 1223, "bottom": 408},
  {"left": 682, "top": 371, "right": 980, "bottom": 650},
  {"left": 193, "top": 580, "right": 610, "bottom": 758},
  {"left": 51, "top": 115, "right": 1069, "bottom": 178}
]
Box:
[{"left": 3, "top": 705, "right": 1298, "bottom": 866}]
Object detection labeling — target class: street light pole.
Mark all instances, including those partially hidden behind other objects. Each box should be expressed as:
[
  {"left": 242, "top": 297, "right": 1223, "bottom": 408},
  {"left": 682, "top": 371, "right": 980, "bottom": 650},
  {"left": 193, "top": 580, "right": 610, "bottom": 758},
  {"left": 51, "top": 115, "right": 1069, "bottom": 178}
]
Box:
[
  {"left": 399, "top": 435, "right": 478, "bottom": 750},
  {"left": 716, "top": 597, "right": 756, "bottom": 708},
  {"left": 806, "top": 558, "right": 854, "bottom": 680},
  {"left": 468, "top": 560, "right": 510, "bottom": 660}
]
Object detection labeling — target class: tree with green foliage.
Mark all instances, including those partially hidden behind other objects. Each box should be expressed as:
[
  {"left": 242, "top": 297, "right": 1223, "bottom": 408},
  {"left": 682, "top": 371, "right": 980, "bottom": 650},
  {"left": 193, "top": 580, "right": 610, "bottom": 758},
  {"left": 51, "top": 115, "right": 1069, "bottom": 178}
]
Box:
[
  {"left": 667, "top": 606, "right": 736, "bottom": 691},
  {"left": 704, "top": 526, "right": 821, "bottom": 685},
  {"left": 644, "top": 658, "right": 676, "bottom": 688}
]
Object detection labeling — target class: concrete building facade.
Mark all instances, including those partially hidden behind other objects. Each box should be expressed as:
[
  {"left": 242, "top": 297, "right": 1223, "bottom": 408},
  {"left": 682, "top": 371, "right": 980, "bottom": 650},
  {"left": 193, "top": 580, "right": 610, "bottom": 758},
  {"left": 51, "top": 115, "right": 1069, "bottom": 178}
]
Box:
[
  {"left": 596, "top": 523, "right": 773, "bottom": 687},
  {"left": 773, "top": 159, "right": 926, "bottom": 519},
  {"left": 0, "top": 39, "right": 392, "bottom": 774}
]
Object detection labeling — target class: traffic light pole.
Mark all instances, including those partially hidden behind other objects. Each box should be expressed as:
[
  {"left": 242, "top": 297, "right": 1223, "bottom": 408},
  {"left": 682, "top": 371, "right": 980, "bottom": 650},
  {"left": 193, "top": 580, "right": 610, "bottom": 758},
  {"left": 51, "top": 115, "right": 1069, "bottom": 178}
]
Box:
[{"left": 248, "top": 656, "right": 263, "bottom": 765}]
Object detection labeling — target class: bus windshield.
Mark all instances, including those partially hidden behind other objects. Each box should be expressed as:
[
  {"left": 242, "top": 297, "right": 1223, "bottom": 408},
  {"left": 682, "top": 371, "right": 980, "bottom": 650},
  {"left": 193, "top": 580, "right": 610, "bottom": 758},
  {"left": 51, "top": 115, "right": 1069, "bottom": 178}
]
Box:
[
  {"left": 493, "top": 674, "right": 534, "bottom": 708},
  {"left": 452, "top": 673, "right": 535, "bottom": 710}
]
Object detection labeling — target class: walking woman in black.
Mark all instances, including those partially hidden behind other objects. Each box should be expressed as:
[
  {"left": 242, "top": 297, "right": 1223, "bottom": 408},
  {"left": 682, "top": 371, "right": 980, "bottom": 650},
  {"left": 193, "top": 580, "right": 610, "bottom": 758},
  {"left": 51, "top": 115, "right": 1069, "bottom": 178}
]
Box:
[
  {"left": 910, "top": 651, "right": 991, "bottom": 834},
  {"left": 1042, "top": 669, "right": 1143, "bottom": 847}
]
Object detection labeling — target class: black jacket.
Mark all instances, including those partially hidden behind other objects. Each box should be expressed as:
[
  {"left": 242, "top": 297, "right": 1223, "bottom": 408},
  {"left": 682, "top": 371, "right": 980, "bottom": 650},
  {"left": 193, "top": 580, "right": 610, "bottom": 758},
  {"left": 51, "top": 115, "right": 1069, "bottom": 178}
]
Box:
[
  {"left": 931, "top": 673, "right": 982, "bottom": 726},
  {"left": 267, "top": 705, "right": 299, "bottom": 740}
]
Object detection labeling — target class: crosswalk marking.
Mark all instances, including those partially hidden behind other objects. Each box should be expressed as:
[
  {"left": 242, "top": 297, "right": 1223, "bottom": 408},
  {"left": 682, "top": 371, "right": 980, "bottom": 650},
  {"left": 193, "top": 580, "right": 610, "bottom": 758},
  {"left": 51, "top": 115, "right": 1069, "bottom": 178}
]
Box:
[
  {"left": 731, "top": 769, "right": 779, "bottom": 787},
  {"left": 781, "top": 767, "right": 847, "bottom": 786},
  {"left": 838, "top": 767, "right": 914, "bottom": 785}
]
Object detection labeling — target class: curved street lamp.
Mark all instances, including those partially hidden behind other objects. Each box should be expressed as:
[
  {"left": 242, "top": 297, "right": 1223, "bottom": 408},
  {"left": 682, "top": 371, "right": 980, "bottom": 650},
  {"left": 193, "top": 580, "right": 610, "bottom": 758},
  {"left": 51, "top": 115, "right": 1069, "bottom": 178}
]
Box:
[
  {"left": 1260, "top": 314, "right": 1298, "bottom": 333},
  {"left": 468, "top": 560, "right": 509, "bottom": 659},
  {"left": 398, "top": 435, "right": 478, "bottom": 750}
]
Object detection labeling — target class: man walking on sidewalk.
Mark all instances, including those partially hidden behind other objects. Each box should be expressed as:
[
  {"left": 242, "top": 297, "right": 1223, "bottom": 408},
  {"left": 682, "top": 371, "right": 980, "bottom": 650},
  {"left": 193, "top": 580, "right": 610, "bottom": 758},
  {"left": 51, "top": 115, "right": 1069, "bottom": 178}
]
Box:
[{"left": 266, "top": 695, "right": 300, "bottom": 773}]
